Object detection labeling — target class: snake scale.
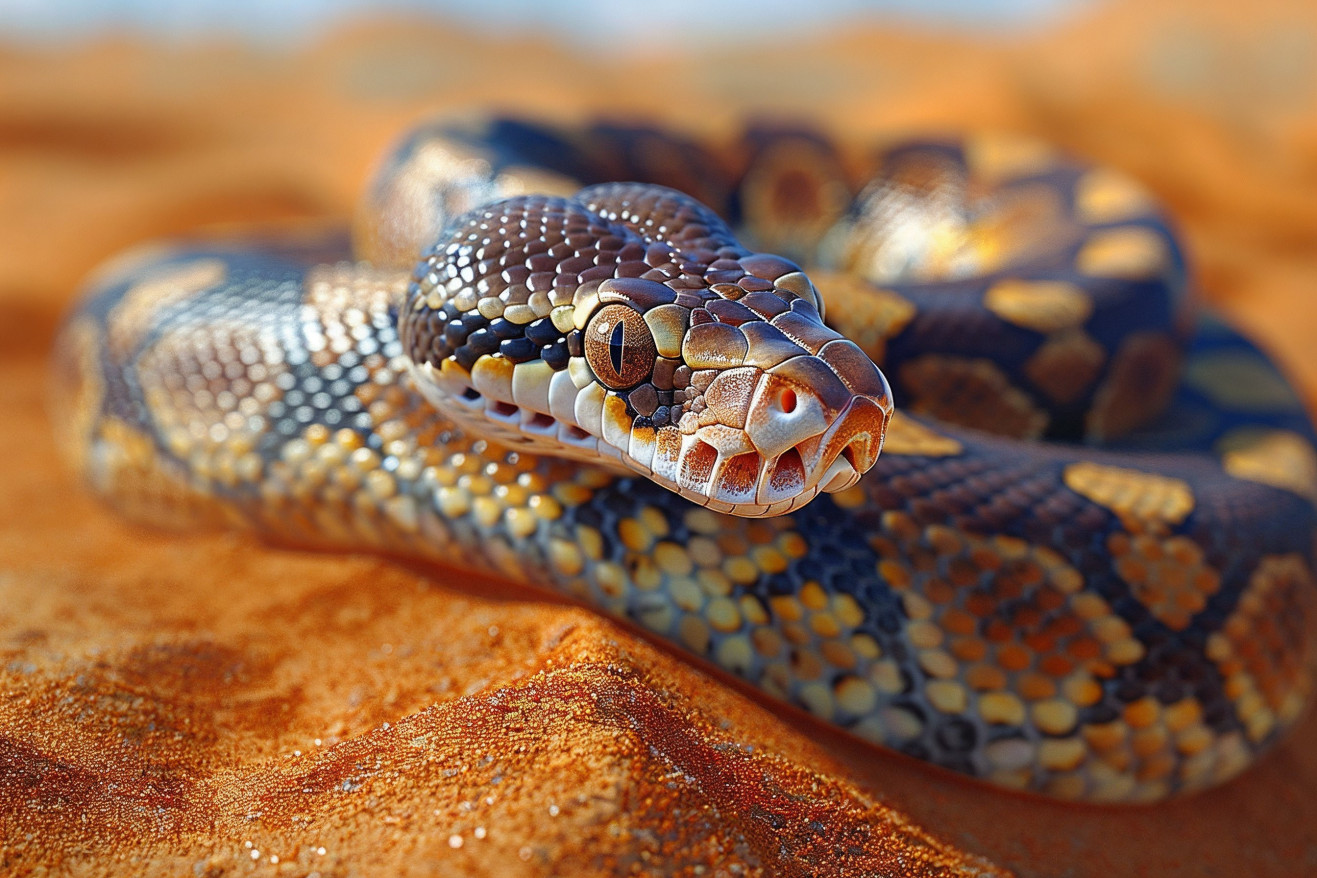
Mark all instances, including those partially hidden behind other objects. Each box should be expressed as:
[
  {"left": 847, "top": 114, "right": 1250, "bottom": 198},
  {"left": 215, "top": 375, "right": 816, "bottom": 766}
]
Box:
[{"left": 52, "top": 116, "right": 1317, "bottom": 803}]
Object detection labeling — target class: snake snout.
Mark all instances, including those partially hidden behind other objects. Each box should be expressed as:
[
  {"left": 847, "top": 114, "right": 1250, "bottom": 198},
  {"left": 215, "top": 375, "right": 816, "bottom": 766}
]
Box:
[
  {"left": 741, "top": 347, "right": 892, "bottom": 506},
  {"left": 813, "top": 339, "right": 891, "bottom": 493},
  {"left": 817, "top": 396, "right": 888, "bottom": 493}
]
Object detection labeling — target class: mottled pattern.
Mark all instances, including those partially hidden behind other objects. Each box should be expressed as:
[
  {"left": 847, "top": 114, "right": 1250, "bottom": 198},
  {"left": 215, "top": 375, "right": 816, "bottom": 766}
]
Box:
[{"left": 52, "top": 117, "right": 1317, "bottom": 803}]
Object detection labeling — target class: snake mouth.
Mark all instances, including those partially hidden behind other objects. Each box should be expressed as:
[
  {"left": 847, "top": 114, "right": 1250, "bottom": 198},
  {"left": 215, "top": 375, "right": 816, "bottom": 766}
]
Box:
[
  {"left": 412, "top": 352, "right": 888, "bottom": 517},
  {"left": 758, "top": 394, "right": 886, "bottom": 499},
  {"left": 816, "top": 395, "right": 887, "bottom": 491},
  {"left": 683, "top": 395, "right": 888, "bottom": 515}
]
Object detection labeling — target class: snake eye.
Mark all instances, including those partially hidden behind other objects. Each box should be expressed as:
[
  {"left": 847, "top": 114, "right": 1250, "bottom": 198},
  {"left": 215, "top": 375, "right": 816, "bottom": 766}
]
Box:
[{"left": 584, "top": 303, "right": 657, "bottom": 390}]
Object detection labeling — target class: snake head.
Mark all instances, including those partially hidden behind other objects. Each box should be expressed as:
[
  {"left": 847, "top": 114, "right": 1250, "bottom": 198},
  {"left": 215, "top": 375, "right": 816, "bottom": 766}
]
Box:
[{"left": 401, "top": 185, "right": 892, "bottom": 516}]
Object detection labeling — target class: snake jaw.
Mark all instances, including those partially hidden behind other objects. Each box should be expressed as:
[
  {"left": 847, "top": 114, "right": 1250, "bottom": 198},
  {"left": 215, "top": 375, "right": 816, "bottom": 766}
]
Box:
[
  {"left": 816, "top": 395, "right": 889, "bottom": 492},
  {"left": 751, "top": 394, "right": 888, "bottom": 507},
  {"left": 672, "top": 372, "right": 888, "bottom": 513},
  {"left": 734, "top": 345, "right": 891, "bottom": 503}
]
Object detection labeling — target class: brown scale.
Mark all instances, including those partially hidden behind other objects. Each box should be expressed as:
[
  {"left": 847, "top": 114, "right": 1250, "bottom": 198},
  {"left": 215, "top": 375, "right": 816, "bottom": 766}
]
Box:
[{"left": 580, "top": 182, "right": 745, "bottom": 256}]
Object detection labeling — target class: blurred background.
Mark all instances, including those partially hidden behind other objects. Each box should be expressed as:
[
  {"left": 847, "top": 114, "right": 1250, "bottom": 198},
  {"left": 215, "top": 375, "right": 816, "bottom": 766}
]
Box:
[{"left": 3, "top": 0, "right": 1089, "bottom": 44}]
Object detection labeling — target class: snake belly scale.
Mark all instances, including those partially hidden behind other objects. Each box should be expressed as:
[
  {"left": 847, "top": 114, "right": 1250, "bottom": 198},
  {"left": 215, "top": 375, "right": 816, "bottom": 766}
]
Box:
[{"left": 52, "top": 116, "right": 1317, "bottom": 803}]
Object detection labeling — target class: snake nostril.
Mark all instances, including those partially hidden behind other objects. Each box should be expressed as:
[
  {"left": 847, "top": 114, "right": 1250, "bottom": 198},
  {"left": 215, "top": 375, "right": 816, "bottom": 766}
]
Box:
[{"left": 777, "top": 387, "right": 797, "bottom": 414}]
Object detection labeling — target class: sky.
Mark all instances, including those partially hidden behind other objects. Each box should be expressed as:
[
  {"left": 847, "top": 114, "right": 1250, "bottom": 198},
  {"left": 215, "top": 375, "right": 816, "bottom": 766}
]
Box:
[{"left": 0, "top": 0, "right": 1091, "bottom": 47}]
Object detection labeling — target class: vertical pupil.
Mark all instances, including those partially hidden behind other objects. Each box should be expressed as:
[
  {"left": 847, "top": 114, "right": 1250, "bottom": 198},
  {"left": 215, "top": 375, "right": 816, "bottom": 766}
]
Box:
[{"left": 609, "top": 319, "right": 625, "bottom": 374}]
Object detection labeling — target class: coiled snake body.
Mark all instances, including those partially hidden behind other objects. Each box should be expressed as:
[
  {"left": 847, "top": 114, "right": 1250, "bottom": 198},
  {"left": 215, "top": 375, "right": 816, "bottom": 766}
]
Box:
[{"left": 52, "top": 116, "right": 1317, "bottom": 803}]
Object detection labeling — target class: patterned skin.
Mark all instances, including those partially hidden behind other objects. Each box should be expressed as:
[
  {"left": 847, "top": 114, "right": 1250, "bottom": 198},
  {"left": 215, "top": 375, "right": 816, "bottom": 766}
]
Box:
[
  {"left": 51, "top": 117, "right": 1317, "bottom": 803},
  {"left": 400, "top": 183, "right": 891, "bottom": 516}
]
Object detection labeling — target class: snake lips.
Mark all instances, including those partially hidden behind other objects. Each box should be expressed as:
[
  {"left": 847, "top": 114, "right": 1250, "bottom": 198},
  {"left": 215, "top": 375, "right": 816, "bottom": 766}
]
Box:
[{"left": 401, "top": 184, "right": 892, "bottom": 516}]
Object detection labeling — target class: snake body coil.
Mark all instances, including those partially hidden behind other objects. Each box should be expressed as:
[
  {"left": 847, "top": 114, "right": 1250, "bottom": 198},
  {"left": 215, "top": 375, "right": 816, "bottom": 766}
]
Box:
[{"left": 53, "top": 117, "right": 1317, "bottom": 803}]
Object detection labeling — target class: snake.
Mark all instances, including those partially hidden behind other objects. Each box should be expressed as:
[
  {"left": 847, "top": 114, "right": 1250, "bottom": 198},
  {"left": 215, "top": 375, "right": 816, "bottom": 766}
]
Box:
[{"left": 51, "top": 115, "right": 1317, "bottom": 804}]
